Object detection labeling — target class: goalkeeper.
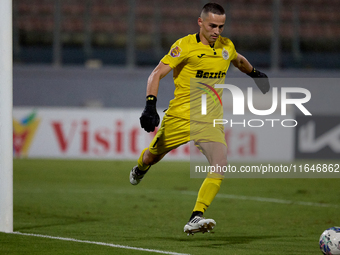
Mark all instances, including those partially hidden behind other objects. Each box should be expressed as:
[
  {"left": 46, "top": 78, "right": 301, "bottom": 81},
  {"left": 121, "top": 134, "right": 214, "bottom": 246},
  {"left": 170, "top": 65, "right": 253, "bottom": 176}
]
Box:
[{"left": 129, "top": 2, "right": 270, "bottom": 235}]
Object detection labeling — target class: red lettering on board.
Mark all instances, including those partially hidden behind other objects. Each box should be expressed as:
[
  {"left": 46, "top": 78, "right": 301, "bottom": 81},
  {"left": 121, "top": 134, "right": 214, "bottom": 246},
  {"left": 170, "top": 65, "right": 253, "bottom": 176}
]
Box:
[{"left": 51, "top": 121, "right": 77, "bottom": 152}]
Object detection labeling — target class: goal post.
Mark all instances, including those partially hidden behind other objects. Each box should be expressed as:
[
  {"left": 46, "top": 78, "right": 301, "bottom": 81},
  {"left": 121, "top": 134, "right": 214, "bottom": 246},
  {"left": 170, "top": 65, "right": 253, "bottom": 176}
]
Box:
[{"left": 0, "top": 0, "right": 13, "bottom": 233}]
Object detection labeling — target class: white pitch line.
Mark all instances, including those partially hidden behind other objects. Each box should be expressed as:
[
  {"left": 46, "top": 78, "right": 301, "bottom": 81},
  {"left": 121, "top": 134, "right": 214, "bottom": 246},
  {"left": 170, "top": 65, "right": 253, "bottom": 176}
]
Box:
[
  {"left": 180, "top": 191, "right": 340, "bottom": 208},
  {"left": 10, "top": 232, "right": 191, "bottom": 255}
]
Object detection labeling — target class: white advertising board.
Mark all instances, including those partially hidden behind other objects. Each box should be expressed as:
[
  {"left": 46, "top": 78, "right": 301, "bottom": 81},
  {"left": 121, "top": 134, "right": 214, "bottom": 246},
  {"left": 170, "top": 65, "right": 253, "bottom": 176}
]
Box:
[{"left": 13, "top": 107, "right": 294, "bottom": 162}]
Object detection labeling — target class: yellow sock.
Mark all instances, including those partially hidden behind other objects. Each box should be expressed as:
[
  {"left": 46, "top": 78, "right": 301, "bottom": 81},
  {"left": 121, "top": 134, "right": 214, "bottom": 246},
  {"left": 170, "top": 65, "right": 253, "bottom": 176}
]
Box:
[
  {"left": 193, "top": 172, "right": 224, "bottom": 213},
  {"left": 137, "top": 148, "right": 150, "bottom": 171}
]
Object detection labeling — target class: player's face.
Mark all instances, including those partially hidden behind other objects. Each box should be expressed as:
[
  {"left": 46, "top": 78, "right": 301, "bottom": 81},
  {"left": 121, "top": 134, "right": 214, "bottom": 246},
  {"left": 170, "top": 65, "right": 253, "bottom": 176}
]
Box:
[{"left": 198, "top": 12, "right": 226, "bottom": 45}]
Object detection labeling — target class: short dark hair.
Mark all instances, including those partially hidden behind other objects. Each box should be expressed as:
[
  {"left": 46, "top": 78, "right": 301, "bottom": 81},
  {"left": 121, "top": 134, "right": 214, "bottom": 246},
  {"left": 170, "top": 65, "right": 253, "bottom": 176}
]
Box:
[{"left": 201, "top": 3, "right": 225, "bottom": 16}]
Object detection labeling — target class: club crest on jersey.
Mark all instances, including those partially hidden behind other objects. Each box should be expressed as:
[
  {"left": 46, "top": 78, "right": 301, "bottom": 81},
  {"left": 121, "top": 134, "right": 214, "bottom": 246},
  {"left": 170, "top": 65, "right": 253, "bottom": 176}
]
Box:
[
  {"left": 170, "top": 46, "right": 182, "bottom": 58},
  {"left": 222, "top": 48, "right": 229, "bottom": 60}
]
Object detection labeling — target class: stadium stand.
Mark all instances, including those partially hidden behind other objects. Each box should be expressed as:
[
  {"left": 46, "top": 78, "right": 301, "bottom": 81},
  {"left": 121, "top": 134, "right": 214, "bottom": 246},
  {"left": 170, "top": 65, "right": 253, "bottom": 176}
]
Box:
[
  {"left": 14, "top": 0, "right": 340, "bottom": 40},
  {"left": 12, "top": 0, "right": 340, "bottom": 66}
]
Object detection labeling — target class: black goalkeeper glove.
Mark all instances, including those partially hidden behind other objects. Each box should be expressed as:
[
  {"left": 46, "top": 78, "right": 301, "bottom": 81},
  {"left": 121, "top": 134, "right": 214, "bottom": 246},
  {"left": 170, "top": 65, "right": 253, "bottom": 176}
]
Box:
[
  {"left": 247, "top": 67, "right": 270, "bottom": 94},
  {"left": 140, "top": 95, "right": 160, "bottom": 133}
]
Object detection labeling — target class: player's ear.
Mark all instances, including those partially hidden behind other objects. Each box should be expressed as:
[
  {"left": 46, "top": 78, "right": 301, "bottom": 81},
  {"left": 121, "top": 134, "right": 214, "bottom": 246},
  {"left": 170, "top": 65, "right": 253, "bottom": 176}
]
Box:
[{"left": 198, "top": 17, "right": 203, "bottom": 27}]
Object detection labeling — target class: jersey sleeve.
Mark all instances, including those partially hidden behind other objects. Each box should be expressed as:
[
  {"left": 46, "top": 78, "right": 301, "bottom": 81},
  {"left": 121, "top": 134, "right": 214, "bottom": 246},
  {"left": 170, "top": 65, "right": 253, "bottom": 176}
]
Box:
[
  {"left": 161, "top": 38, "right": 189, "bottom": 69},
  {"left": 228, "top": 39, "right": 238, "bottom": 61}
]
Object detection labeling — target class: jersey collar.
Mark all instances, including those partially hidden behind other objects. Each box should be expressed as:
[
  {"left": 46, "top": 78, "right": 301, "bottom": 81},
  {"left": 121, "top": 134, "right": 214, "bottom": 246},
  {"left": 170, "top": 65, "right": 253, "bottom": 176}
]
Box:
[
  {"left": 196, "top": 33, "right": 215, "bottom": 48},
  {"left": 196, "top": 33, "right": 201, "bottom": 43}
]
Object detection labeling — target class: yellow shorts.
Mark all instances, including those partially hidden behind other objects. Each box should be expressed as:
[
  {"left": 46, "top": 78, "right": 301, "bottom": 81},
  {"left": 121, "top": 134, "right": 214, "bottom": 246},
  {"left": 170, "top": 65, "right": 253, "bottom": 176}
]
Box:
[{"left": 148, "top": 114, "right": 227, "bottom": 156}]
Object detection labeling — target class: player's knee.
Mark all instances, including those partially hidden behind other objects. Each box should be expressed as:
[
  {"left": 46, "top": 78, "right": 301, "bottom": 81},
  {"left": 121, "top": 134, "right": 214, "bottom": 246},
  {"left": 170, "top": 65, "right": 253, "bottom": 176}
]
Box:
[{"left": 212, "top": 158, "right": 228, "bottom": 168}]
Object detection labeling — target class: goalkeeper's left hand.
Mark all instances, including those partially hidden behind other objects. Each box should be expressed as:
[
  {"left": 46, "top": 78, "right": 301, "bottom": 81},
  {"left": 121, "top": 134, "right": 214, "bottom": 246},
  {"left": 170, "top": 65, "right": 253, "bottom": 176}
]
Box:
[{"left": 247, "top": 67, "right": 270, "bottom": 94}]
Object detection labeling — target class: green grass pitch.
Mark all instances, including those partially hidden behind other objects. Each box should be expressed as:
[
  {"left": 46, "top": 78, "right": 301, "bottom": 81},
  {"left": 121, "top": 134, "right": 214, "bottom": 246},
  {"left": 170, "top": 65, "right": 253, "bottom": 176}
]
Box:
[{"left": 1, "top": 159, "right": 340, "bottom": 254}]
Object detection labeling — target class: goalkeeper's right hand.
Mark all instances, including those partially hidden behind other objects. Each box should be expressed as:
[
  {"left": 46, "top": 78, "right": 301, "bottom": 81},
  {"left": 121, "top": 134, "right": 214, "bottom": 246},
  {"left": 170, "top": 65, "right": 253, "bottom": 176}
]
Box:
[{"left": 140, "top": 95, "right": 160, "bottom": 133}]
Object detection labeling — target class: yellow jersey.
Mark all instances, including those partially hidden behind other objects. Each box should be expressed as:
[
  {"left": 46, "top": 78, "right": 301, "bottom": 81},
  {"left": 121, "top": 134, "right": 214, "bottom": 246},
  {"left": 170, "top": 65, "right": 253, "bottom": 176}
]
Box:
[{"left": 161, "top": 33, "right": 237, "bottom": 122}]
